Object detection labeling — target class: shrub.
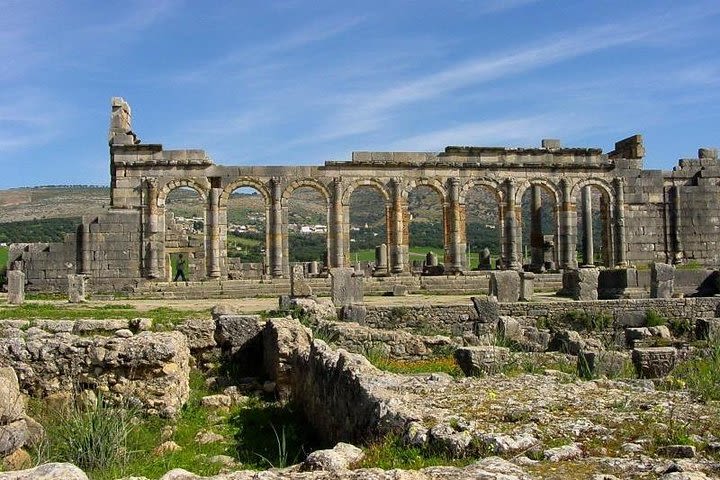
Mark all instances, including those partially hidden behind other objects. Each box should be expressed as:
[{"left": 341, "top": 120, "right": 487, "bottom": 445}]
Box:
[
  {"left": 669, "top": 345, "right": 720, "bottom": 402},
  {"left": 645, "top": 309, "right": 667, "bottom": 327}
]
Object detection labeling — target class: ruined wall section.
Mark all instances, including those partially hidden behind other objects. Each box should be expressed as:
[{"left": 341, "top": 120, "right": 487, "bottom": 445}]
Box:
[{"left": 667, "top": 149, "right": 720, "bottom": 266}]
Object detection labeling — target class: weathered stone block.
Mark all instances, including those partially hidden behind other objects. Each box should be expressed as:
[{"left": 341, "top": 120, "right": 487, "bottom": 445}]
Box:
[
  {"left": 696, "top": 317, "right": 720, "bottom": 342},
  {"left": 454, "top": 346, "right": 509, "bottom": 376},
  {"left": 214, "top": 315, "right": 264, "bottom": 376},
  {"left": 651, "top": 263, "right": 675, "bottom": 298},
  {"left": 488, "top": 271, "right": 521, "bottom": 303},
  {"left": 392, "top": 285, "right": 408, "bottom": 296},
  {"left": 6, "top": 271, "right": 25, "bottom": 305},
  {"left": 497, "top": 316, "right": 521, "bottom": 343},
  {"left": 577, "top": 350, "right": 629, "bottom": 379},
  {"left": 631, "top": 347, "right": 677, "bottom": 378},
  {"left": 549, "top": 329, "right": 583, "bottom": 355},
  {"left": 471, "top": 296, "right": 499, "bottom": 325},
  {"left": 520, "top": 271, "right": 534, "bottom": 301},
  {"left": 330, "top": 268, "right": 363, "bottom": 307},
  {"left": 291, "top": 265, "right": 313, "bottom": 297},
  {"left": 67, "top": 274, "right": 88, "bottom": 303},
  {"left": 562, "top": 268, "right": 599, "bottom": 300},
  {"left": 340, "top": 304, "right": 367, "bottom": 324}
]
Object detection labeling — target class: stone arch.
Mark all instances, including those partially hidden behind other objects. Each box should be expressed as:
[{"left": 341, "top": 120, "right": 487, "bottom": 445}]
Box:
[
  {"left": 569, "top": 177, "right": 615, "bottom": 204},
  {"left": 282, "top": 178, "right": 331, "bottom": 205},
  {"left": 157, "top": 178, "right": 209, "bottom": 207},
  {"left": 341, "top": 178, "right": 390, "bottom": 206},
  {"left": 402, "top": 178, "right": 448, "bottom": 203},
  {"left": 459, "top": 178, "right": 504, "bottom": 205},
  {"left": 515, "top": 178, "right": 561, "bottom": 206},
  {"left": 220, "top": 177, "right": 271, "bottom": 207}
]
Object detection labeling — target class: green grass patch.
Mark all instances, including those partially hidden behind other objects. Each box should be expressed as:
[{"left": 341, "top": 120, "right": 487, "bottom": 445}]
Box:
[
  {"left": 645, "top": 309, "right": 667, "bottom": 327},
  {"left": 0, "top": 246, "right": 7, "bottom": 285},
  {"left": 359, "top": 434, "right": 475, "bottom": 469},
  {"left": 0, "top": 302, "right": 209, "bottom": 327},
  {"left": 367, "top": 352, "right": 463, "bottom": 377},
  {"left": 667, "top": 345, "right": 720, "bottom": 402}
]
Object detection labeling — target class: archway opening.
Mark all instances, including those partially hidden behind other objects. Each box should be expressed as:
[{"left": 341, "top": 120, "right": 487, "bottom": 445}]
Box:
[
  {"left": 576, "top": 185, "right": 612, "bottom": 267},
  {"left": 287, "top": 187, "right": 328, "bottom": 266},
  {"left": 521, "top": 184, "right": 558, "bottom": 271},
  {"left": 465, "top": 186, "right": 502, "bottom": 270},
  {"left": 348, "top": 186, "right": 388, "bottom": 272},
  {"left": 408, "top": 185, "right": 445, "bottom": 274},
  {"left": 226, "top": 186, "right": 267, "bottom": 279},
  {"left": 164, "top": 186, "right": 205, "bottom": 281}
]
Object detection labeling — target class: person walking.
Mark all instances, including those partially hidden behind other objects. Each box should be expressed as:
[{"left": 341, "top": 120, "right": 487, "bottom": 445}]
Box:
[{"left": 174, "top": 254, "right": 188, "bottom": 282}]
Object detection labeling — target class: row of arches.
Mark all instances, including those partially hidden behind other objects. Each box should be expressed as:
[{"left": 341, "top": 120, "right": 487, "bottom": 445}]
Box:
[{"left": 152, "top": 175, "right": 622, "bottom": 280}]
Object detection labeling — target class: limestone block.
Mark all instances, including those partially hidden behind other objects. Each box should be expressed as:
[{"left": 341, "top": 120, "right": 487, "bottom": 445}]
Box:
[
  {"left": 488, "top": 271, "right": 521, "bottom": 303},
  {"left": 0, "top": 368, "right": 25, "bottom": 425},
  {"left": 262, "top": 317, "right": 313, "bottom": 400},
  {"left": 0, "top": 420, "right": 27, "bottom": 456},
  {"left": 67, "top": 274, "right": 88, "bottom": 303},
  {"left": 520, "top": 271, "right": 535, "bottom": 301},
  {"left": 0, "top": 462, "right": 89, "bottom": 479},
  {"left": 577, "top": 350, "right": 629, "bottom": 379},
  {"left": 471, "top": 296, "right": 499, "bottom": 325},
  {"left": 300, "top": 442, "right": 364, "bottom": 472},
  {"left": 6, "top": 272, "right": 24, "bottom": 305},
  {"left": 454, "top": 346, "right": 509, "bottom": 376},
  {"left": 497, "top": 316, "right": 521, "bottom": 343},
  {"left": 695, "top": 318, "right": 720, "bottom": 342},
  {"left": 632, "top": 347, "right": 677, "bottom": 378},
  {"left": 392, "top": 284, "right": 408, "bottom": 296},
  {"left": 651, "top": 263, "right": 675, "bottom": 298},
  {"left": 176, "top": 319, "right": 216, "bottom": 351},
  {"left": 549, "top": 330, "right": 583, "bottom": 355},
  {"left": 330, "top": 268, "right": 363, "bottom": 307},
  {"left": 340, "top": 304, "right": 366, "bottom": 324},
  {"left": 562, "top": 268, "right": 599, "bottom": 300},
  {"left": 291, "top": 265, "right": 312, "bottom": 297}
]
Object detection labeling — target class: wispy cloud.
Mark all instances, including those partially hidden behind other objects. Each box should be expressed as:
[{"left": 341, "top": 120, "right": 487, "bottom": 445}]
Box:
[
  {"left": 0, "top": 92, "right": 69, "bottom": 153},
  {"left": 292, "top": 3, "right": 719, "bottom": 147},
  {"left": 172, "top": 14, "right": 367, "bottom": 84}
]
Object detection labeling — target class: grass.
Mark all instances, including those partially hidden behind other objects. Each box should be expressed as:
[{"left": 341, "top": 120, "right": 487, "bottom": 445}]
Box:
[
  {"left": 0, "top": 246, "right": 7, "bottom": 284},
  {"left": 645, "top": 309, "right": 667, "bottom": 327},
  {"left": 30, "top": 371, "right": 236, "bottom": 479},
  {"left": 369, "top": 354, "right": 463, "bottom": 377},
  {"left": 667, "top": 345, "right": 720, "bottom": 402},
  {"left": 359, "top": 434, "right": 475, "bottom": 469},
  {"left": 0, "top": 302, "right": 210, "bottom": 328}
]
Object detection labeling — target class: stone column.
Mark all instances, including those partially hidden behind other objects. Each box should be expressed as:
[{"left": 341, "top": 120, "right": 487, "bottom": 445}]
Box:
[
  {"left": 614, "top": 177, "right": 627, "bottom": 267},
  {"left": 530, "top": 185, "right": 544, "bottom": 269},
  {"left": 375, "top": 243, "right": 388, "bottom": 273},
  {"left": 331, "top": 178, "right": 344, "bottom": 268},
  {"left": 448, "top": 178, "right": 465, "bottom": 273},
  {"left": 80, "top": 222, "right": 91, "bottom": 275},
  {"left": 207, "top": 187, "right": 221, "bottom": 278},
  {"left": 504, "top": 179, "right": 521, "bottom": 270},
  {"left": 389, "top": 178, "right": 406, "bottom": 274},
  {"left": 670, "top": 184, "right": 683, "bottom": 264},
  {"left": 581, "top": 185, "right": 594, "bottom": 266},
  {"left": 270, "top": 177, "right": 284, "bottom": 277},
  {"left": 146, "top": 179, "right": 160, "bottom": 278},
  {"left": 558, "top": 178, "right": 577, "bottom": 269}
]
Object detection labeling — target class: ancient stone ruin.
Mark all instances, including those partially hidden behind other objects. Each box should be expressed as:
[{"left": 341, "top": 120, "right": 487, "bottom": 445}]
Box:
[{"left": 7, "top": 98, "right": 720, "bottom": 297}]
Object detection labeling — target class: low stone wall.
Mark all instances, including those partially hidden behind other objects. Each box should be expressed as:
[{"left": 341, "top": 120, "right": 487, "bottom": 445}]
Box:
[
  {"left": 314, "top": 319, "right": 460, "bottom": 360},
  {"left": 263, "top": 318, "right": 423, "bottom": 444},
  {"left": 498, "top": 297, "right": 720, "bottom": 325},
  {"left": 363, "top": 305, "right": 476, "bottom": 335},
  {"left": 0, "top": 328, "right": 190, "bottom": 417}
]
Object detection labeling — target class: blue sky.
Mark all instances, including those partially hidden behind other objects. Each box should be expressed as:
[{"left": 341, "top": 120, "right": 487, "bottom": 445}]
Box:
[{"left": 1, "top": 0, "right": 719, "bottom": 189}]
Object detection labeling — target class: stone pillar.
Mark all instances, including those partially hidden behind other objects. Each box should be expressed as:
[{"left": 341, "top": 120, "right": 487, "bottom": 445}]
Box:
[
  {"left": 530, "top": 185, "right": 544, "bottom": 270},
  {"left": 7, "top": 270, "right": 25, "bottom": 305},
  {"left": 670, "top": 184, "right": 683, "bottom": 264},
  {"left": 270, "top": 177, "right": 284, "bottom": 277},
  {"left": 146, "top": 179, "right": 160, "bottom": 278},
  {"left": 650, "top": 262, "right": 675, "bottom": 298},
  {"left": 558, "top": 178, "right": 577, "bottom": 269},
  {"left": 331, "top": 178, "right": 344, "bottom": 268},
  {"left": 308, "top": 260, "right": 319, "bottom": 276},
  {"left": 389, "top": 178, "right": 406, "bottom": 274},
  {"left": 68, "top": 274, "right": 88, "bottom": 303},
  {"left": 447, "top": 178, "right": 465, "bottom": 273},
  {"left": 504, "top": 179, "right": 521, "bottom": 270},
  {"left": 80, "top": 222, "right": 91, "bottom": 275},
  {"left": 520, "top": 271, "right": 535, "bottom": 301},
  {"left": 375, "top": 244, "right": 388, "bottom": 274},
  {"left": 614, "top": 177, "right": 627, "bottom": 267},
  {"left": 581, "top": 185, "right": 594, "bottom": 266},
  {"left": 330, "top": 267, "right": 363, "bottom": 307},
  {"left": 207, "top": 187, "right": 221, "bottom": 278}
]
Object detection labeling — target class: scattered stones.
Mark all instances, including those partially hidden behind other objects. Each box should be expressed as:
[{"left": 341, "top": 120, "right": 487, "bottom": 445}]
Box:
[
  {"left": 657, "top": 445, "right": 696, "bottom": 458},
  {"left": 194, "top": 430, "right": 224, "bottom": 445},
  {"left": 300, "top": 442, "right": 364, "bottom": 472},
  {"left": 154, "top": 441, "right": 182, "bottom": 456},
  {"left": 544, "top": 442, "right": 584, "bottom": 462}
]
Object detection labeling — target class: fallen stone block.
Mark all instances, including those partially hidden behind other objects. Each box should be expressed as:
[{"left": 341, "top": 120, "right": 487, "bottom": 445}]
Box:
[
  {"left": 454, "top": 346, "right": 509, "bottom": 376},
  {"left": 632, "top": 347, "right": 677, "bottom": 378}
]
